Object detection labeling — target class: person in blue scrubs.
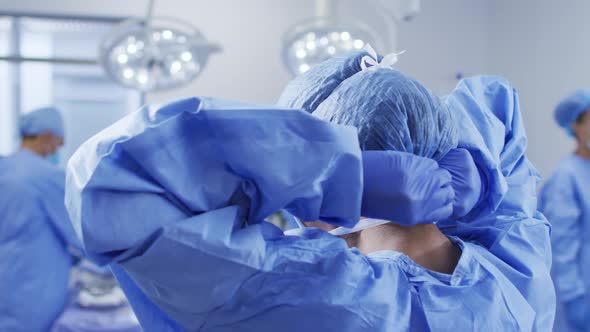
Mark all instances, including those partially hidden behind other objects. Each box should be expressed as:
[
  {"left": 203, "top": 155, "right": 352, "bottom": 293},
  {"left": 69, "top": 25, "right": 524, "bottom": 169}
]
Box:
[
  {"left": 539, "top": 90, "right": 590, "bottom": 332},
  {"left": 0, "top": 107, "right": 81, "bottom": 332},
  {"left": 66, "top": 51, "right": 554, "bottom": 331}
]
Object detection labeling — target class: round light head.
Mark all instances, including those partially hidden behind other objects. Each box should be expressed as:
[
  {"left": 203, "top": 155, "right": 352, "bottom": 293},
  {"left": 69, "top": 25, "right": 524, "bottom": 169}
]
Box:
[
  {"left": 100, "top": 17, "right": 221, "bottom": 91},
  {"left": 283, "top": 18, "right": 380, "bottom": 76}
]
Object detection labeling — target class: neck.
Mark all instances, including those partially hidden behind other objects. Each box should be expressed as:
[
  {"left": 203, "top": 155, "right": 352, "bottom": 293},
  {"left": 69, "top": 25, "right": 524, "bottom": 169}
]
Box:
[
  {"left": 576, "top": 144, "right": 590, "bottom": 160},
  {"left": 354, "top": 223, "right": 461, "bottom": 274}
]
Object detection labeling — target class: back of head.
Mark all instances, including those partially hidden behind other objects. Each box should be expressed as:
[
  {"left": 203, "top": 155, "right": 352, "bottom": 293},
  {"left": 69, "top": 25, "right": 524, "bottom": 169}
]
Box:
[
  {"left": 279, "top": 51, "right": 460, "bottom": 258},
  {"left": 20, "top": 106, "right": 64, "bottom": 139},
  {"left": 278, "top": 51, "right": 457, "bottom": 160},
  {"left": 554, "top": 90, "right": 590, "bottom": 137}
]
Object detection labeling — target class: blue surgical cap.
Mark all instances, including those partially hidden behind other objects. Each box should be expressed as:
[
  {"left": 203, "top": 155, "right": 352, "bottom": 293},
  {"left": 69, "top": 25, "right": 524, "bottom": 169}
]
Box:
[
  {"left": 19, "top": 106, "right": 64, "bottom": 138},
  {"left": 554, "top": 90, "right": 590, "bottom": 136},
  {"left": 278, "top": 51, "right": 458, "bottom": 160}
]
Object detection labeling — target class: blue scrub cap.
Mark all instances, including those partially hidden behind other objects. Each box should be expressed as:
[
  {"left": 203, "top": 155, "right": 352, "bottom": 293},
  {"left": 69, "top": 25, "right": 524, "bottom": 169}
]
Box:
[
  {"left": 554, "top": 90, "right": 590, "bottom": 137},
  {"left": 278, "top": 50, "right": 458, "bottom": 160},
  {"left": 19, "top": 106, "right": 64, "bottom": 138}
]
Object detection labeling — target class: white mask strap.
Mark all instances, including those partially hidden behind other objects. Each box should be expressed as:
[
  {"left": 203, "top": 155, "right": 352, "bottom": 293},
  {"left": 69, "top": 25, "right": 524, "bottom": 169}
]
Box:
[
  {"left": 360, "top": 44, "right": 406, "bottom": 72},
  {"left": 329, "top": 218, "right": 391, "bottom": 236}
]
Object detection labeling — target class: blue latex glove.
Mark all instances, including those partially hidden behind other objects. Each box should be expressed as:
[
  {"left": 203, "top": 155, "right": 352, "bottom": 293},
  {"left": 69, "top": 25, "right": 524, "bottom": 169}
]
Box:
[
  {"left": 438, "top": 148, "right": 483, "bottom": 219},
  {"left": 361, "top": 150, "right": 454, "bottom": 225},
  {"left": 566, "top": 296, "right": 590, "bottom": 331}
]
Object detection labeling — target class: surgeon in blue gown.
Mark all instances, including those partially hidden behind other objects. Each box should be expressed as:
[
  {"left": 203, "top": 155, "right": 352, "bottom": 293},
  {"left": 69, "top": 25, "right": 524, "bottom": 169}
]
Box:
[
  {"left": 66, "top": 51, "right": 554, "bottom": 331},
  {"left": 539, "top": 90, "right": 590, "bottom": 332},
  {"left": 0, "top": 107, "right": 81, "bottom": 331}
]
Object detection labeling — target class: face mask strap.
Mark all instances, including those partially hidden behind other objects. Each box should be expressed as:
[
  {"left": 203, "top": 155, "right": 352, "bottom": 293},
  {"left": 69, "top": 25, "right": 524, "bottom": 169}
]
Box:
[{"left": 329, "top": 218, "right": 391, "bottom": 236}]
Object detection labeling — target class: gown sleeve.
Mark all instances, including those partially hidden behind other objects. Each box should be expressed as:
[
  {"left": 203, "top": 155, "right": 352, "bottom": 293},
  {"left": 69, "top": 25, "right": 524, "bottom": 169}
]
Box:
[
  {"left": 539, "top": 166, "right": 585, "bottom": 302},
  {"left": 65, "top": 97, "right": 410, "bottom": 331},
  {"left": 440, "top": 76, "right": 555, "bottom": 330}
]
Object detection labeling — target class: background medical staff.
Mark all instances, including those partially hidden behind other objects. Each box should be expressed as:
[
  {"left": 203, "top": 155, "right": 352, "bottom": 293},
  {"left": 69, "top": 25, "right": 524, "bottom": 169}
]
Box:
[
  {"left": 0, "top": 107, "right": 81, "bottom": 332},
  {"left": 540, "top": 91, "right": 590, "bottom": 332}
]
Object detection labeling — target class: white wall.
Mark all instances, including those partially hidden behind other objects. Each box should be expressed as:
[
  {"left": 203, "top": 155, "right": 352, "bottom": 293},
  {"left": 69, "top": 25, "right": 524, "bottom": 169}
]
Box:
[
  {"left": 343, "top": 0, "right": 490, "bottom": 95},
  {"left": 149, "top": 0, "right": 313, "bottom": 104},
  {"left": 0, "top": 0, "right": 314, "bottom": 104},
  {"left": 5, "top": 0, "right": 574, "bottom": 178},
  {"left": 154, "top": 0, "right": 491, "bottom": 103},
  {"left": 487, "top": 0, "right": 588, "bottom": 179},
  {"left": 0, "top": 0, "right": 489, "bottom": 102},
  {"left": 20, "top": 32, "right": 53, "bottom": 112}
]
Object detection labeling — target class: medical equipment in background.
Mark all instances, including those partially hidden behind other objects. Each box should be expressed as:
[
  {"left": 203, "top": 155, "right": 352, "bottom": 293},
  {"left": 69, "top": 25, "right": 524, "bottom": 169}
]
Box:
[
  {"left": 51, "top": 260, "right": 141, "bottom": 332},
  {"left": 72, "top": 261, "right": 127, "bottom": 308},
  {"left": 281, "top": 0, "right": 420, "bottom": 76},
  {"left": 99, "top": 0, "right": 221, "bottom": 91}
]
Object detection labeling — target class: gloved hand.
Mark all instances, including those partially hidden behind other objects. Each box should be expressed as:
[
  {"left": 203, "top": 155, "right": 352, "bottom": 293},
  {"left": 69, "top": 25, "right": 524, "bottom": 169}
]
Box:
[
  {"left": 361, "top": 150, "right": 454, "bottom": 225},
  {"left": 438, "top": 148, "right": 483, "bottom": 219},
  {"left": 565, "top": 296, "right": 590, "bottom": 331}
]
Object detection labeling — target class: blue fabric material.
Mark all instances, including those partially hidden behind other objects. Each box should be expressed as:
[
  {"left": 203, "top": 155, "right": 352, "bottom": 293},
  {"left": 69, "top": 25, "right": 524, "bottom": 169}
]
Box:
[
  {"left": 438, "top": 148, "right": 483, "bottom": 219},
  {"left": 278, "top": 52, "right": 457, "bottom": 161},
  {"left": 539, "top": 155, "right": 590, "bottom": 331},
  {"left": 278, "top": 52, "right": 477, "bottom": 224},
  {"left": 439, "top": 75, "right": 555, "bottom": 330},
  {"left": 442, "top": 76, "right": 514, "bottom": 212},
  {"left": 20, "top": 106, "right": 65, "bottom": 138},
  {"left": 278, "top": 52, "right": 487, "bottom": 218},
  {"left": 65, "top": 97, "right": 362, "bottom": 265},
  {"left": 554, "top": 90, "right": 590, "bottom": 136},
  {"left": 361, "top": 150, "right": 454, "bottom": 224},
  {"left": 281, "top": 52, "right": 553, "bottom": 329},
  {"left": 0, "top": 150, "right": 81, "bottom": 331},
  {"left": 66, "top": 84, "right": 554, "bottom": 331},
  {"left": 279, "top": 54, "right": 526, "bottom": 214}
]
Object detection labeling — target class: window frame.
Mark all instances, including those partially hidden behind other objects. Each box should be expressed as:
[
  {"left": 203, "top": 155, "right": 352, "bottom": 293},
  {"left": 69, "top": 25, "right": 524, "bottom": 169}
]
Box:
[{"left": 0, "top": 11, "right": 146, "bottom": 151}]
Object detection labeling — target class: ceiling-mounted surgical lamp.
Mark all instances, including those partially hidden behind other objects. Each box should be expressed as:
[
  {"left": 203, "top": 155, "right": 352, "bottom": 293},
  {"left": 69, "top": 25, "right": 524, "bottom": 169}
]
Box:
[
  {"left": 282, "top": 0, "right": 381, "bottom": 76},
  {"left": 99, "top": 0, "right": 221, "bottom": 91},
  {"left": 282, "top": 0, "right": 421, "bottom": 76},
  {"left": 283, "top": 18, "right": 380, "bottom": 76}
]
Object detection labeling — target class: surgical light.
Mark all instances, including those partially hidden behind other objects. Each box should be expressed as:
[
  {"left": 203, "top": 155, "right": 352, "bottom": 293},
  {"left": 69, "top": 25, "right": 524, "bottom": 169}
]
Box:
[
  {"left": 282, "top": 18, "right": 380, "bottom": 76},
  {"left": 99, "top": 0, "right": 221, "bottom": 91}
]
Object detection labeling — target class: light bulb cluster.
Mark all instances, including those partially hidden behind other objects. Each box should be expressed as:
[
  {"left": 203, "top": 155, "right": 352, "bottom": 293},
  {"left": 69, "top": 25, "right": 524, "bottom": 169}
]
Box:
[
  {"left": 290, "top": 31, "right": 366, "bottom": 74},
  {"left": 101, "top": 18, "right": 220, "bottom": 91},
  {"left": 283, "top": 19, "right": 378, "bottom": 76}
]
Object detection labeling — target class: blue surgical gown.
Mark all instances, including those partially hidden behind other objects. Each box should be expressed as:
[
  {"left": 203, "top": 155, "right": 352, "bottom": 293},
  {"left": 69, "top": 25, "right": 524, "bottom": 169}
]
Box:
[
  {"left": 539, "top": 155, "right": 590, "bottom": 331},
  {"left": 66, "top": 77, "right": 554, "bottom": 332},
  {"left": 0, "top": 150, "right": 81, "bottom": 331}
]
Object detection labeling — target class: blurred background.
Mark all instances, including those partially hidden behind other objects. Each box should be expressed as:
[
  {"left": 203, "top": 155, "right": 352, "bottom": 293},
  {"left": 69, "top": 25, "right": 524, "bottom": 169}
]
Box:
[{"left": 0, "top": 0, "right": 586, "bottom": 179}]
